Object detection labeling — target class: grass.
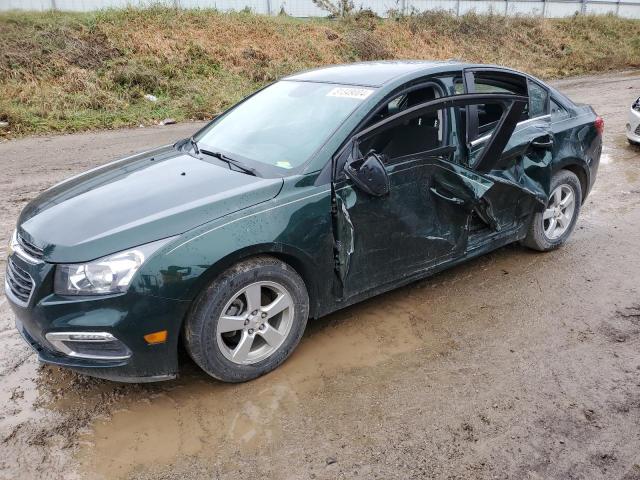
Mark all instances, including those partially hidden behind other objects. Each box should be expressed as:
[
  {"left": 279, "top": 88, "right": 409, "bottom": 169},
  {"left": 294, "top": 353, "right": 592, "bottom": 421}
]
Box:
[{"left": 0, "top": 8, "right": 639, "bottom": 138}]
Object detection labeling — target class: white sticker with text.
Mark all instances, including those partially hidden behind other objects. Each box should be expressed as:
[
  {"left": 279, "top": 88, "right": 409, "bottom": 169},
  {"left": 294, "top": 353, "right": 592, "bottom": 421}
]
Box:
[{"left": 327, "top": 87, "right": 374, "bottom": 100}]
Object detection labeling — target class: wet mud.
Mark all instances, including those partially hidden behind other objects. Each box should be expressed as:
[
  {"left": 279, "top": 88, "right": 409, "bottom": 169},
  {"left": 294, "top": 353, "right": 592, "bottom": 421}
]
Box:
[{"left": 1, "top": 71, "right": 640, "bottom": 480}]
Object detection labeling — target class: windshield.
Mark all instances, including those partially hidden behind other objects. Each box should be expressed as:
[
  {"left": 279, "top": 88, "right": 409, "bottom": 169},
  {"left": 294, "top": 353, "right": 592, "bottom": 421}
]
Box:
[{"left": 195, "top": 81, "right": 374, "bottom": 172}]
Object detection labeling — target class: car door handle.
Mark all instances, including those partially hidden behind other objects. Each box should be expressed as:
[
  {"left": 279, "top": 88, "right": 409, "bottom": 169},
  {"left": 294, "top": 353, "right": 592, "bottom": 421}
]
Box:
[
  {"left": 530, "top": 135, "right": 554, "bottom": 149},
  {"left": 430, "top": 187, "right": 465, "bottom": 205}
]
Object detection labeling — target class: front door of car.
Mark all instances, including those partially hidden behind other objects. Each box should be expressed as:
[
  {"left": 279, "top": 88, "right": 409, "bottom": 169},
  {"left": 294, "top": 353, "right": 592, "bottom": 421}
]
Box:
[{"left": 331, "top": 94, "right": 530, "bottom": 299}]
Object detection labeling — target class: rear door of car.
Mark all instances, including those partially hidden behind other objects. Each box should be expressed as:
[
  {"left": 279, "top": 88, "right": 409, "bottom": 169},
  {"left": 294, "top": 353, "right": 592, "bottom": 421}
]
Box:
[{"left": 460, "top": 68, "right": 555, "bottom": 241}]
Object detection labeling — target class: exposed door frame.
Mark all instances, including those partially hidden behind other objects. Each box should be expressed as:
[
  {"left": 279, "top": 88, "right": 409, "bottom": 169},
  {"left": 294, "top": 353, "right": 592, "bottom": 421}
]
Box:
[{"left": 346, "top": 93, "right": 528, "bottom": 174}]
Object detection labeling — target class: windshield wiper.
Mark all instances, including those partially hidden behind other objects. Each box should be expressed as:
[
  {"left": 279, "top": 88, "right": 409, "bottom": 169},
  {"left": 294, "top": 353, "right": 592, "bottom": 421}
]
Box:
[{"left": 199, "top": 149, "right": 259, "bottom": 177}]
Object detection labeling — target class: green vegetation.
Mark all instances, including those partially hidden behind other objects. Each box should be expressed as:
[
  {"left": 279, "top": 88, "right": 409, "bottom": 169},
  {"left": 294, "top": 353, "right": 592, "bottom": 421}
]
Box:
[{"left": 1, "top": 8, "right": 639, "bottom": 137}]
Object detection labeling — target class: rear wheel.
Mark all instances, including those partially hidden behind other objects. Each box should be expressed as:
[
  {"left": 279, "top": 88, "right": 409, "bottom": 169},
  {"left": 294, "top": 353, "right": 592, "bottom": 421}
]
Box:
[
  {"left": 522, "top": 169, "right": 582, "bottom": 252},
  {"left": 184, "top": 256, "right": 309, "bottom": 382}
]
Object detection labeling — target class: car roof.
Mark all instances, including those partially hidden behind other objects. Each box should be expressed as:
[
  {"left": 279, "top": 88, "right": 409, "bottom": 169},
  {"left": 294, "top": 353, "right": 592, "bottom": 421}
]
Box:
[{"left": 284, "top": 60, "right": 468, "bottom": 87}]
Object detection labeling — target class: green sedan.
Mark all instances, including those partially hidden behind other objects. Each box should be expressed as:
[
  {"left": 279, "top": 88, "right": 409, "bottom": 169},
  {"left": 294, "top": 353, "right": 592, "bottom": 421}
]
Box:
[{"left": 7, "top": 61, "right": 603, "bottom": 382}]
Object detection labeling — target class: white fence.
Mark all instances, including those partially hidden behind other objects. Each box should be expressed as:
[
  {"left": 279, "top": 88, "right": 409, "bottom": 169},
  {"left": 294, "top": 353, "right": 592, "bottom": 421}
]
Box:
[{"left": 1, "top": 0, "right": 640, "bottom": 18}]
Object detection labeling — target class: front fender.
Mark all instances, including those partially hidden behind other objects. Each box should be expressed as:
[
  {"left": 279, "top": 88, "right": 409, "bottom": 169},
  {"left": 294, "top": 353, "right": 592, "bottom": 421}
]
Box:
[
  {"left": 177, "top": 242, "right": 325, "bottom": 318},
  {"left": 131, "top": 181, "right": 335, "bottom": 317}
]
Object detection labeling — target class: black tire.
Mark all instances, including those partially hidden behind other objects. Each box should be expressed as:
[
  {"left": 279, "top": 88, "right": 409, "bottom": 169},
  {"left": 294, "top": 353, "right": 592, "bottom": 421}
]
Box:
[
  {"left": 521, "top": 169, "right": 582, "bottom": 252},
  {"left": 184, "top": 256, "right": 309, "bottom": 382}
]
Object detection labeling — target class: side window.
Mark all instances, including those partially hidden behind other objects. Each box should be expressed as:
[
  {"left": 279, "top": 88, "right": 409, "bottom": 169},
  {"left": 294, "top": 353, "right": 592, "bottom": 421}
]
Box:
[
  {"left": 472, "top": 72, "right": 527, "bottom": 95},
  {"left": 472, "top": 73, "right": 528, "bottom": 121},
  {"left": 455, "top": 71, "right": 527, "bottom": 98},
  {"left": 460, "top": 99, "right": 508, "bottom": 145},
  {"left": 363, "top": 84, "right": 441, "bottom": 129},
  {"left": 455, "top": 71, "right": 529, "bottom": 133},
  {"left": 476, "top": 102, "right": 504, "bottom": 137},
  {"left": 550, "top": 98, "right": 569, "bottom": 119},
  {"left": 359, "top": 106, "right": 447, "bottom": 163},
  {"left": 528, "top": 80, "right": 549, "bottom": 118},
  {"left": 463, "top": 96, "right": 526, "bottom": 169}
]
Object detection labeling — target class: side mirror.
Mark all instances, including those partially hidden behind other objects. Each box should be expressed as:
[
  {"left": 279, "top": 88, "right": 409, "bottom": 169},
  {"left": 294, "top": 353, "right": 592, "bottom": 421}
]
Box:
[{"left": 344, "top": 150, "right": 390, "bottom": 197}]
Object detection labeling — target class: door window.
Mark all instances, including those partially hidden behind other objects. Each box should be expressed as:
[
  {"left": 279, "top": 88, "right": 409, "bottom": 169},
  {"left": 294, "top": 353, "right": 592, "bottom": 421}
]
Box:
[
  {"left": 455, "top": 71, "right": 528, "bottom": 97},
  {"left": 455, "top": 70, "right": 529, "bottom": 137},
  {"left": 358, "top": 105, "right": 448, "bottom": 163},
  {"left": 470, "top": 71, "right": 528, "bottom": 96},
  {"left": 339, "top": 94, "right": 527, "bottom": 179},
  {"left": 471, "top": 72, "right": 528, "bottom": 122},
  {"left": 527, "top": 80, "right": 549, "bottom": 118},
  {"left": 363, "top": 84, "right": 442, "bottom": 128},
  {"left": 465, "top": 100, "right": 509, "bottom": 167},
  {"left": 463, "top": 72, "right": 550, "bottom": 121},
  {"left": 475, "top": 102, "right": 505, "bottom": 138},
  {"left": 550, "top": 98, "right": 569, "bottom": 119}
]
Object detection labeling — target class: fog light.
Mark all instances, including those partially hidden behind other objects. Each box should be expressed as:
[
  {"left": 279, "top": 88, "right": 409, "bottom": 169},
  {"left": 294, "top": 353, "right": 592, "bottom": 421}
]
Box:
[
  {"left": 68, "top": 333, "right": 112, "bottom": 341},
  {"left": 45, "top": 331, "right": 131, "bottom": 360}
]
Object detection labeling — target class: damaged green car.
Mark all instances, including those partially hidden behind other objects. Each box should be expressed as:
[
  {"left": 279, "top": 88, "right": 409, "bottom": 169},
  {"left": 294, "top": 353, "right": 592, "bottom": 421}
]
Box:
[{"left": 8, "top": 61, "right": 603, "bottom": 383}]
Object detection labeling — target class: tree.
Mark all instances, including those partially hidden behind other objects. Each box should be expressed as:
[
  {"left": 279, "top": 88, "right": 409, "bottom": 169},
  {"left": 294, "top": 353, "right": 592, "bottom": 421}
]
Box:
[{"left": 312, "top": 0, "right": 355, "bottom": 17}]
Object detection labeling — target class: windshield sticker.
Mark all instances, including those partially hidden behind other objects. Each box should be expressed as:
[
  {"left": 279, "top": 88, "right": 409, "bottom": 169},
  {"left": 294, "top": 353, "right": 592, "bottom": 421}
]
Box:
[{"left": 327, "top": 87, "right": 374, "bottom": 100}]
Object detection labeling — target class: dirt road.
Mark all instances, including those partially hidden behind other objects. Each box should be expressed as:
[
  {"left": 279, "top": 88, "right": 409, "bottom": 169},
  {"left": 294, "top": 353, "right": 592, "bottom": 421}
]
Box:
[{"left": 1, "top": 71, "right": 640, "bottom": 480}]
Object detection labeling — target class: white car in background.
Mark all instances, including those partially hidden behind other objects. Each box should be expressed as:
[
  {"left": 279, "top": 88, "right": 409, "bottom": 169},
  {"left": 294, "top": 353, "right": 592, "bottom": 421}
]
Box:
[{"left": 628, "top": 96, "right": 640, "bottom": 146}]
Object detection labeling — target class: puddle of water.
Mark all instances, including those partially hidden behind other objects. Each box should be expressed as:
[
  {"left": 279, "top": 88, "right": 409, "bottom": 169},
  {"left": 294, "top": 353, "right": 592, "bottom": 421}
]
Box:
[{"left": 76, "top": 291, "right": 448, "bottom": 479}]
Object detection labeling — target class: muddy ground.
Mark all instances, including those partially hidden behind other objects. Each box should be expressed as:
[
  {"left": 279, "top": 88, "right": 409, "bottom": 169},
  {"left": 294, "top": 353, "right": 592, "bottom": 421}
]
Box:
[{"left": 1, "top": 71, "right": 640, "bottom": 480}]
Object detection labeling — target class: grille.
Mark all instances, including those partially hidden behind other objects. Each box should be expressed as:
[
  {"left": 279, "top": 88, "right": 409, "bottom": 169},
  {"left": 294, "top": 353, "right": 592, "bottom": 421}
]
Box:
[
  {"left": 17, "top": 234, "right": 44, "bottom": 260},
  {"left": 635, "top": 124, "right": 640, "bottom": 135},
  {"left": 6, "top": 258, "right": 34, "bottom": 305}
]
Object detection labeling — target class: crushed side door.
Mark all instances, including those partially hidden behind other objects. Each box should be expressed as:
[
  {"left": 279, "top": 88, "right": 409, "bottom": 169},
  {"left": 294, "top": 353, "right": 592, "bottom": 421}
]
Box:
[
  {"left": 462, "top": 67, "right": 555, "bottom": 231},
  {"left": 330, "top": 93, "right": 534, "bottom": 298},
  {"left": 463, "top": 119, "right": 554, "bottom": 233}
]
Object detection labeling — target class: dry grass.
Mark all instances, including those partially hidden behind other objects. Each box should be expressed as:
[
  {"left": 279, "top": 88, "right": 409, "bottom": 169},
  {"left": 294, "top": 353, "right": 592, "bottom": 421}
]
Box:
[{"left": 0, "top": 8, "right": 639, "bottom": 138}]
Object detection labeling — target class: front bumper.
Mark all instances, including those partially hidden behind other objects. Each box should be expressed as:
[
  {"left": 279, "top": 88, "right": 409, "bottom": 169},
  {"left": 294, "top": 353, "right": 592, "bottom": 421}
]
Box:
[
  {"left": 626, "top": 107, "right": 640, "bottom": 143},
  {"left": 7, "top": 252, "right": 191, "bottom": 383}
]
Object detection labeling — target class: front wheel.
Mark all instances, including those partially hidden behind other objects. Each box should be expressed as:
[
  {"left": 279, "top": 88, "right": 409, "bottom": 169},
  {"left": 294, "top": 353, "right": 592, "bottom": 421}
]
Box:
[
  {"left": 184, "top": 256, "right": 309, "bottom": 382},
  {"left": 522, "top": 169, "right": 582, "bottom": 252}
]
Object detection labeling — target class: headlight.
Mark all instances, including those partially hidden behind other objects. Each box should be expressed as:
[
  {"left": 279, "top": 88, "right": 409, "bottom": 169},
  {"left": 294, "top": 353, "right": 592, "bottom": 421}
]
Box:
[
  {"left": 633, "top": 97, "right": 640, "bottom": 112},
  {"left": 54, "top": 237, "right": 174, "bottom": 296}
]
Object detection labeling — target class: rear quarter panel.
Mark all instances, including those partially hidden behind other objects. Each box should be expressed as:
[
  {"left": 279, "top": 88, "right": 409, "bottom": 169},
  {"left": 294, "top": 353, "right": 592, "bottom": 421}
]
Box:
[{"left": 550, "top": 105, "right": 601, "bottom": 200}]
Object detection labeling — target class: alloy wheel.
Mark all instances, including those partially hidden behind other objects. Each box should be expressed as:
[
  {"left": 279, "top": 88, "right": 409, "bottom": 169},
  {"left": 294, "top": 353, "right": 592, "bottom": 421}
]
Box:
[
  {"left": 543, "top": 184, "right": 576, "bottom": 240},
  {"left": 216, "top": 281, "right": 294, "bottom": 365}
]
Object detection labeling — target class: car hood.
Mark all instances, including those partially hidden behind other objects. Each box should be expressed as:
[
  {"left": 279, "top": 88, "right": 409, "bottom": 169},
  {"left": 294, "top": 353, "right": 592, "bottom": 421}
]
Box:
[{"left": 18, "top": 145, "right": 283, "bottom": 263}]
